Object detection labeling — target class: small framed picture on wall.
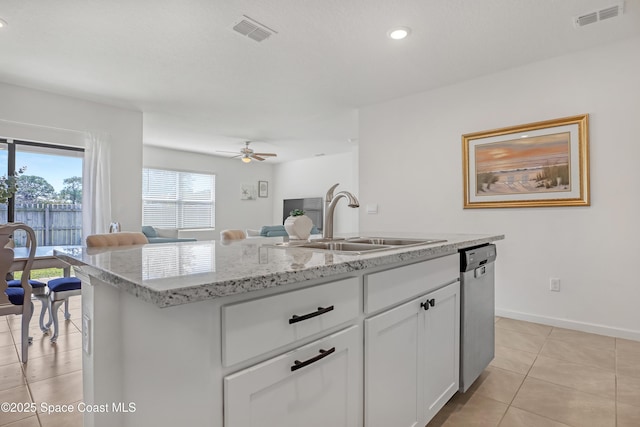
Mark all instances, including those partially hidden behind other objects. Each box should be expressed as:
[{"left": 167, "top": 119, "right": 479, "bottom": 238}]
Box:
[{"left": 258, "top": 181, "right": 268, "bottom": 198}]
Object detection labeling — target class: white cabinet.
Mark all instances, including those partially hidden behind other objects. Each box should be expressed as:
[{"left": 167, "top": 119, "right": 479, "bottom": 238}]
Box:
[
  {"left": 422, "top": 282, "right": 460, "bottom": 422},
  {"left": 365, "top": 281, "right": 460, "bottom": 427},
  {"left": 224, "top": 326, "right": 361, "bottom": 427},
  {"left": 223, "top": 277, "right": 359, "bottom": 366}
]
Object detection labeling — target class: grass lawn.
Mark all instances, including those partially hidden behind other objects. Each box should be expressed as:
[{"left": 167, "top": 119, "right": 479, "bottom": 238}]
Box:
[{"left": 13, "top": 267, "right": 67, "bottom": 280}]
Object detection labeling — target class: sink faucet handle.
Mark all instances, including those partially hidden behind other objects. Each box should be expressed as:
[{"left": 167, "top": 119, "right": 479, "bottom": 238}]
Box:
[{"left": 325, "top": 183, "right": 340, "bottom": 204}]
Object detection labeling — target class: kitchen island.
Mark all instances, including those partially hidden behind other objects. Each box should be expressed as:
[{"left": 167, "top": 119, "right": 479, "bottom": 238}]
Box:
[{"left": 54, "top": 232, "right": 503, "bottom": 427}]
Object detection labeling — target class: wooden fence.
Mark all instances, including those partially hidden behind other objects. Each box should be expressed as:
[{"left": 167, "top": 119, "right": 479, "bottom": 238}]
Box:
[{"left": 0, "top": 203, "right": 82, "bottom": 246}]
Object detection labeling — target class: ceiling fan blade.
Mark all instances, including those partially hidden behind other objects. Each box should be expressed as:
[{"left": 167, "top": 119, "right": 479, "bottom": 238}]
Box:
[
  {"left": 251, "top": 154, "right": 266, "bottom": 161},
  {"left": 253, "top": 152, "right": 277, "bottom": 157}
]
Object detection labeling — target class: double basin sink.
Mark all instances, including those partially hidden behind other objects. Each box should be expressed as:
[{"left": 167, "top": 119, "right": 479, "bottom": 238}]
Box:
[{"left": 272, "top": 237, "right": 447, "bottom": 254}]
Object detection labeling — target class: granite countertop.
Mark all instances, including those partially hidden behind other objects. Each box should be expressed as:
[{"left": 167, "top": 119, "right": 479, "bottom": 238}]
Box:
[{"left": 54, "top": 232, "right": 504, "bottom": 308}]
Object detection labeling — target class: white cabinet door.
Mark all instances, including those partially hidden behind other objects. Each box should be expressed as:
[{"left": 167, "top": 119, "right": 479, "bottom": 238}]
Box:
[
  {"left": 365, "top": 297, "right": 423, "bottom": 427},
  {"left": 224, "top": 326, "right": 360, "bottom": 427},
  {"left": 365, "top": 281, "right": 460, "bottom": 427},
  {"left": 420, "top": 281, "right": 460, "bottom": 423}
]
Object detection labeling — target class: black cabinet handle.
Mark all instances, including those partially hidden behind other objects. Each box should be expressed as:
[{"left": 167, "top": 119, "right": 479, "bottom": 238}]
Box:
[
  {"left": 291, "top": 347, "right": 336, "bottom": 372},
  {"left": 420, "top": 299, "right": 435, "bottom": 311},
  {"left": 289, "top": 305, "right": 334, "bottom": 324}
]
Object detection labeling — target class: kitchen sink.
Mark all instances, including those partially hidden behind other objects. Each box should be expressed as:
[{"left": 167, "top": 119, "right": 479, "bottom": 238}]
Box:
[
  {"left": 294, "top": 241, "right": 392, "bottom": 252},
  {"left": 345, "top": 237, "right": 446, "bottom": 246},
  {"left": 270, "top": 237, "right": 447, "bottom": 254}
]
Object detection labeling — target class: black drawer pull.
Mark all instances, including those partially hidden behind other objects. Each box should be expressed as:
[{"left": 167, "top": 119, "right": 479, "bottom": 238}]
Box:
[
  {"left": 289, "top": 305, "right": 334, "bottom": 324},
  {"left": 420, "top": 299, "right": 435, "bottom": 311},
  {"left": 291, "top": 347, "right": 336, "bottom": 372}
]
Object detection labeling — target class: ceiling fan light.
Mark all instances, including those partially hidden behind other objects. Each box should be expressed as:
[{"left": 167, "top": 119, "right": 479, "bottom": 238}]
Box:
[{"left": 241, "top": 156, "right": 251, "bottom": 163}]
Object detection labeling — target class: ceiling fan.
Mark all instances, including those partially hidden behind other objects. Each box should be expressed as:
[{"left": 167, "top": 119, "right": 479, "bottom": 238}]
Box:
[{"left": 217, "top": 141, "right": 277, "bottom": 163}]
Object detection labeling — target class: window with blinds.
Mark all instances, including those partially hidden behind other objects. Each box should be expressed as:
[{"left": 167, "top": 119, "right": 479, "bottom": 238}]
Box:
[{"left": 142, "top": 168, "right": 215, "bottom": 229}]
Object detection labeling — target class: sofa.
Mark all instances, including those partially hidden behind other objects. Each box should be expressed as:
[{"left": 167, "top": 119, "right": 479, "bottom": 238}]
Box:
[{"left": 141, "top": 226, "right": 198, "bottom": 244}]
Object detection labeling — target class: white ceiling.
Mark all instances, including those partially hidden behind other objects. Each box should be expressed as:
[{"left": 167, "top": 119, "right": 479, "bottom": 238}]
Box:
[{"left": 0, "top": 0, "right": 639, "bottom": 162}]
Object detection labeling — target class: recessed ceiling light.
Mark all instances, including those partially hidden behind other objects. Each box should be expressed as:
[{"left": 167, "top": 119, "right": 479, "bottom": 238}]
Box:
[
  {"left": 0, "top": 19, "right": 8, "bottom": 29},
  {"left": 387, "top": 27, "right": 411, "bottom": 40}
]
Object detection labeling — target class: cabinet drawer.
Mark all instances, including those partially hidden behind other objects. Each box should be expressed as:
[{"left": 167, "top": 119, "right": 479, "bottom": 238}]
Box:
[
  {"left": 223, "top": 277, "right": 360, "bottom": 366},
  {"left": 224, "top": 326, "right": 361, "bottom": 427},
  {"left": 364, "top": 254, "right": 458, "bottom": 314}
]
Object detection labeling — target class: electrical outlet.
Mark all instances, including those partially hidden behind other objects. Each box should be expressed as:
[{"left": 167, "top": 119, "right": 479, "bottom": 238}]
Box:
[
  {"left": 82, "top": 314, "right": 91, "bottom": 355},
  {"left": 550, "top": 278, "right": 561, "bottom": 292}
]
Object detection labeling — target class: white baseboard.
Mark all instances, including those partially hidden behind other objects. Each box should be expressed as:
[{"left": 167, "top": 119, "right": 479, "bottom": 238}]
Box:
[{"left": 495, "top": 308, "right": 640, "bottom": 341}]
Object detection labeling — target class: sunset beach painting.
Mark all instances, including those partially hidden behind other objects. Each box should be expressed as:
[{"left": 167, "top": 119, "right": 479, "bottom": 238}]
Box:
[
  {"left": 462, "top": 114, "right": 590, "bottom": 208},
  {"left": 475, "top": 132, "right": 571, "bottom": 196}
]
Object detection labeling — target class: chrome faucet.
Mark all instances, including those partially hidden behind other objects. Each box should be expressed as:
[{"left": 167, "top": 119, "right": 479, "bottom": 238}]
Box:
[{"left": 324, "top": 183, "right": 359, "bottom": 239}]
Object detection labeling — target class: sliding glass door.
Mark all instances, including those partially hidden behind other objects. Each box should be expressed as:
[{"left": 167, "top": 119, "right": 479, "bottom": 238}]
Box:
[{"left": 0, "top": 138, "right": 83, "bottom": 246}]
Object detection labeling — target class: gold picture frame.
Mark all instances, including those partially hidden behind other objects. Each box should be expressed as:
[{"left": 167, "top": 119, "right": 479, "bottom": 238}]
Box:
[{"left": 462, "top": 114, "right": 590, "bottom": 208}]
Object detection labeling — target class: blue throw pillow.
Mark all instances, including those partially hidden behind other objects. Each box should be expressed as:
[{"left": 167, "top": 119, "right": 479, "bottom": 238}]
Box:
[{"left": 141, "top": 226, "right": 157, "bottom": 238}]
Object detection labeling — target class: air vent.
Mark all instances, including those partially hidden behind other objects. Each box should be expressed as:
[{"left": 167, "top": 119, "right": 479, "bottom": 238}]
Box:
[
  {"left": 574, "top": 2, "right": 624, "bottom": 27},
  {"left": 599, "top": 5, "right": 621, "bottom": 20},
  {"left": 232, "top": 15, "right": 277, "bottom": 42}
]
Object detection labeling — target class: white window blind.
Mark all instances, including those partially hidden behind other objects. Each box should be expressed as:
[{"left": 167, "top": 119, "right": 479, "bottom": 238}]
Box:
[{"left": 142, "top": 168, "right": 215, "bottom": 229}]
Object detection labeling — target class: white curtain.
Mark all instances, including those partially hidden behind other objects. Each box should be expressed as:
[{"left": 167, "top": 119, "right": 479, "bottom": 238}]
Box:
[{"left": 82, "top": 132, "right": 112, "bottom": 239}]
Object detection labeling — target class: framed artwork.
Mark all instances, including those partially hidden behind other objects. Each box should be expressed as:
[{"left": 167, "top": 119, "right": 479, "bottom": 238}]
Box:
[
  {"left": 241, "top": 184, "right": 257, "bottom": 200},
  {"left": 462, "top": 114, "right": 590, "bottom": 208},
  {"left": 258, "top": 181, "right": 268, "bottom": 198}
]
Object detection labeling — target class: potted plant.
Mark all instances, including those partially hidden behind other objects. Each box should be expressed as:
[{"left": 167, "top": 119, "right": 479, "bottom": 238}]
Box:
[{"left": 284, "top": 208, "right": 314, "bottom": 240}]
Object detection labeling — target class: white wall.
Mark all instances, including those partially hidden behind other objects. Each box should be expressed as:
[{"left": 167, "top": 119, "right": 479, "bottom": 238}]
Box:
[
  {"left": 359, "top": 36, "right": 640, "bottom": 339},
  {"left": 272, "top": 150, "right": 359, "bottom": 234},
  {"left": 0, "top": 82, "right": 143, "bottom": 232},
  {"left": 143, "top": 146, "right": 274, "bottom": 239}
]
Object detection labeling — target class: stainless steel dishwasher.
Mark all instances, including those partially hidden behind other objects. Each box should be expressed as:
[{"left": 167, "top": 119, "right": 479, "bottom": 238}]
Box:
[{"left": 459, "top": 243, "right": 497, "bottom": 392}]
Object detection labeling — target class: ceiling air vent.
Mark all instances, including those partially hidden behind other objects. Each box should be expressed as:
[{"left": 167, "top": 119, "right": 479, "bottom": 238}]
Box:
[
  {"left": 574, "top": 2, "right": 624, "bottom": 27},
  {"left": 232, "top": 15, "right": 277, "bottom": 42}
]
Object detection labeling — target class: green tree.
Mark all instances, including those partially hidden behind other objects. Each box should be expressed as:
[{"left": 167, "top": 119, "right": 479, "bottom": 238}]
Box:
[
  {"left": 16, "top": 175, "right": 56, "bottom": 202},
  {"left": 60, "top": 176, "right": 82, "bottom": 203}
]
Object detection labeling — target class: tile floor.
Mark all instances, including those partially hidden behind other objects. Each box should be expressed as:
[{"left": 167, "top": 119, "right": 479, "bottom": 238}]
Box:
[
  {"left": 428, "top": 317, "right": 640, "bottom": 427},
  {"left": 1, "top": 296, "right": 83, "bottom": 427},
  {"left": 1, "top": 306, "right": 639, "bottom": 427}
]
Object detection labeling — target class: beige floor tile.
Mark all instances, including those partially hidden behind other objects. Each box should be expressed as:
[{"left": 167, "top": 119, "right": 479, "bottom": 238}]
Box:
[
  {"left": 617, "top": 337, "right": 640, "bottom": 354},
  {"left": 618, "top": 402, "right": 640, "bottom": 427},
  {"left": 511, "top": 377, "right": 615, "bottom": 427},
  {"left": 490, "top": 345, "right": 537, "bottom": 375},
  {"left": 495, "top": 327, "right": 547, "bottom": 354},
  {"left": 7, "top": 314, "right": 47, "bottom": 333},
  {"left": 12, "top": 322, "right": 79, "bottom": 345},
  {"left": 539, "top": 338, "right": 615, "bottom": 372},
  {"left": 617, "top": 375, "right": 640, "bottom": 407},
  {"left": 427, "top": 392, "right": 508, "bottom": 426},
  {"left": 547, "top": 328, "right": 615, "bottom": 350},
  {"left": 498, "top": 406, "right": 571, "bottom": 427},
  {"left": 527, "top": 356, "right": 615, "bottom": 399},
  {"left": 617, "top": 351, "right": 640, "bottom": 378},
  {"left": 29, "top": 370, "right": 83, "bottom": 406},
  {"left": 467, "top": 366, "right": 525, "bottom": 404},
  {"left": 1, "top": 416, "right": 40, "bottom": 427},
  {"left": 21, "top": 332, "right": 81, "bottom": 361},
  {"left": 0, "top": 362, "right": 27, "bottom": 392},
  {"left": 0, "top": 319, "right": 9, "bottom": 333},
  {"left": 38, "top": 400, "right": 83, "bottom": 427},
  {"left": 494, "top": 318, "right": 552, "bottom": 338},
  {"left": 0, "top": 386, "right": 34, "bottom": 425},
  {"left": 0, "top": 331, "right": 15, "bottom": 348},
  {"left": 22, "top": 349, "right": 82, "bottom": 383},
  {"left": 0, "top": 344, "right": 19, "bottom": 367}
]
